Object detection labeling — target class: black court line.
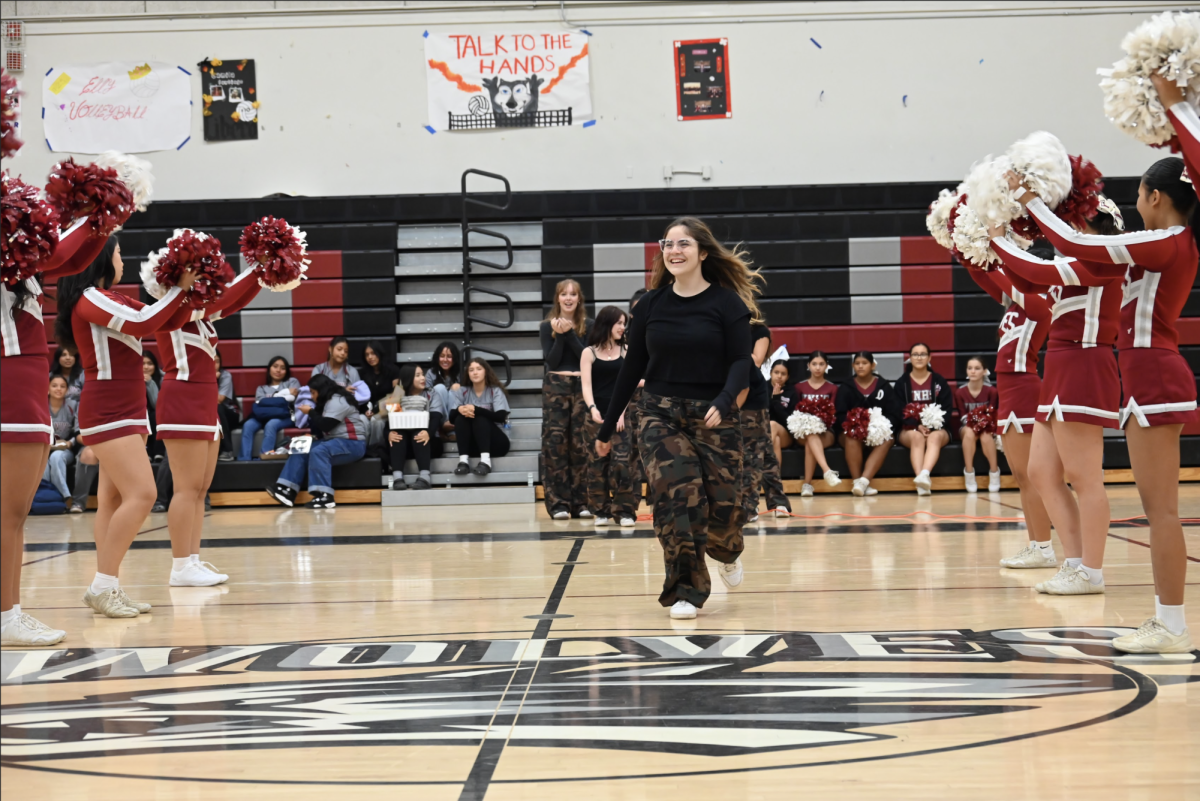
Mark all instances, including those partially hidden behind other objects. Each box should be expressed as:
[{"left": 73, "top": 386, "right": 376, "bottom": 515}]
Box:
[
  {"left": 21, "top": 551, "right": 73, "bottom": 567},
  {"left": 458, "top": 537, "right": 585, "bottom": 801}
]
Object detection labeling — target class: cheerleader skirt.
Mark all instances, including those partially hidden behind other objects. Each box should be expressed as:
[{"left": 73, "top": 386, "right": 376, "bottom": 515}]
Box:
[
  {"left": 0, "top": 354, "right": 52, "bottom": 444},
  {"left": 1118, "top": 347, "right": 1199, "bottom": 428},
  {"left": 996, "top": 372, "right": 1042, "bottom": 435},
  {"left": 1037, "top": 347, "right": 1121, "bottom": 429},
  {"left": 78, "top": 378, "right": 150, "bottom": 444},
  {"left": 156, "top": 379, "right": 221, "bottom": 440}
]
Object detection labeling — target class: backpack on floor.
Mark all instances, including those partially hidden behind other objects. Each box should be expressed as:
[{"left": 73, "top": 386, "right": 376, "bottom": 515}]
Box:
[{"left": 29, "top": 479, "right": 66, "bottom": 515}]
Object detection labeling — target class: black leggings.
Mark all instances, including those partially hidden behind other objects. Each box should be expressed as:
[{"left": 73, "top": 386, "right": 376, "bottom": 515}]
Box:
[
  {"left": 454, "top": 415, "right": 510, "bottom": 457},
  {"left": 387, "top": 429, "right": 432, "bottom": 472},
  {"left": 216, "top": 403, "right": 238, "bottom": 453}
]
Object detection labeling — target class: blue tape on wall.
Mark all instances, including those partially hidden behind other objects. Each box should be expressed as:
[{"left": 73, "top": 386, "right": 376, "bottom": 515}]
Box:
[
  {"left": 177, "top": 66, "right": 191, "bottom": 75},
  {"left": 177, "top": 136, "right": 190, "bottom": 150},
  {"left": 582, "top": 120, "right": 596, "bottom": 128},
  {"left": 424, "top": 125, "right": 436, "bottom": 134}
]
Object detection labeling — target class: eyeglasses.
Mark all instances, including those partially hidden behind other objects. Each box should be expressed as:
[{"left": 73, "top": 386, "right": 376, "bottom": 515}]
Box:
[{"left": 659, "top": 239, "right": 695, "bottom": 251}]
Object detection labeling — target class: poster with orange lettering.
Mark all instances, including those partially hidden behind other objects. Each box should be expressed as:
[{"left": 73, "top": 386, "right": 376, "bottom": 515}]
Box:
[
  {"left": 425, "top": 31, "right": 592, "bottom": 132},
  {"left": 42, "top": 61, "right": 191, "bottom": 153}
]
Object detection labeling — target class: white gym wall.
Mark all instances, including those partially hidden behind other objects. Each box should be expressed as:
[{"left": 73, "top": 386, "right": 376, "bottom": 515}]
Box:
[{"left": 0, "top": 1, "right": 1187, "bottom": 200}]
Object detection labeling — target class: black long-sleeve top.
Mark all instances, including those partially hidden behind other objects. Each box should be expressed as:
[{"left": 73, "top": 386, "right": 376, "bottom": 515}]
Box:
[
  {"left": 835, "top": 376, "right": 903, "bottom": 434},
  {"left": 893, "top": 370, "right": 954, "bottom": 429},
  {"left": 598, "top": 284, "right": 752, "bottom": 442},
  {"left": 540, "top": 319, "right": 594, "bottom": 372}
]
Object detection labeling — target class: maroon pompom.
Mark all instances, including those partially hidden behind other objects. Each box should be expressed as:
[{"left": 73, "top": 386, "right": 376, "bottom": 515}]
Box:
[
  {"left": 1, "top": 70, "right": 21, "bottom": 159},
  {"left": 1008, "top": 213, "right": 1042, "bottom": 242},
  {"left": 2, "top": 174, "right": 61, "bottom": 286},
  {"left": 148, "top": 229, "right": 235, "bottom": 309},
  {"left": 902, "top": 401, "right": 926, "bottom": 423},
  {"left": 1054, "top": 155, "right": 1104, "bottom": 232},
  {"left": 841, "top": 407, "right": 870, "bottom": 441},
  {"left": 965, "top": 405, "right": 996, "bottom": 435},
  {"left": 796, "top": 396, "right": 836, "bottom": 428},
  {"left": 239, "top": 216, "right": 308, "bottom": 290},
  {"left": 44, "top": 158, "right": 135, "bottom": 236}
]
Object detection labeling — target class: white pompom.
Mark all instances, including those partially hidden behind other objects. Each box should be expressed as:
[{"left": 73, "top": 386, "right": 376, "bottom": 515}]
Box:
[
  {"left": 1100, "top": 11, "right": 1200, "bottom": 146},
  {"left": 93, "top": 151, "right": 155, "bottom": 211},
  {"left": 962, "top": 156, "right": 1021, "bottom": 228},
  {"left": 141, "top": 250, "right": 167, "bottom": 299},
  {"left": 865, "top": 407, "right": 893, "bottom": 447},
  {"left": 919, "top": 403, "right": 946, "bottom": 431},
  {"left": 926, "top": 185, "right": 964, "bottom": 250},
  {"left": 787, "top": 410, "right": 827, "bottom": 439},
  {"left": 950, "top": 204, "right": 1032, "bottom": 268},
  {"left": 1007, "top": 131, "right": 1072, "bottom": 209}
]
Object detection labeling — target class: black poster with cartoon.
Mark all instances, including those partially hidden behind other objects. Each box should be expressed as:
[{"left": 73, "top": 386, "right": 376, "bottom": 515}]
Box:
[
  {"left": 199, "top": 58, "right": 258, "bottom": 142},
  {"left": 674, "top": 39, "right": 731, "bottom": 121}
]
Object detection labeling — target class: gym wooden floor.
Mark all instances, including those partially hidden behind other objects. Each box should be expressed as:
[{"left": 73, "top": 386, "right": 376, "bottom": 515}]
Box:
[{"left": 3, "top": 486, "right": 1198, "bottom": 800}]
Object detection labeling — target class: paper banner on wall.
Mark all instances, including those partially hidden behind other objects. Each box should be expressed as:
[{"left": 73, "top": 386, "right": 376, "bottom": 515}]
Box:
[
  {"left": 42, "top": 62, "right": 192, "bottom": 153},
  {"left": 199, "top": 58, "right": 258, "bottom": 142},
  {"left": 424, "top": 31, "right": 592, "bottom": 132}
]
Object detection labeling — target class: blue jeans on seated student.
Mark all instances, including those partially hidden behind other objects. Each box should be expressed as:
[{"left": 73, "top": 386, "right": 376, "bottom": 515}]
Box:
[
  {"left": 238, "top": 417, "right": 288, "bottom": 460},
  {"left": 277, "top": 438, "right": 367, "bottom": 495},
  {"left": 43, "top": 448, "right": 75, "bottom": 498}
]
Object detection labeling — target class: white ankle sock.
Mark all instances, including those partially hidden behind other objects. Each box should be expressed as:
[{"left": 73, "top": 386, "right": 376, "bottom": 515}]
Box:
[
  {"left": 392, "top": 470, "right": 404, "bottom": 480},
  {"left": 172, "top": 557, "right": 190, "bottom": 571},
  {"left": 1, "top": 607, "right": 15, "bottom": 626},
  {"left": 190, "top": 554, "right": 200, "bottom": 564},
  {"left": 12, "top": 603, "right": 20, "bottom": 617},
  {"left": 964, "top": 469, "right": 975, "bottom": 476},
  {"left": 1079, "top": 565, "right": 1103, "bottom": 585},
  {"left": 458, "top": 455, "right": 469, "bottom": 464},
  {"left": 90, "top": 572, "right": 119, "bottom": 594},
  {"left": 1034, "top": 540, "right": 1055, "bottom": 554},
  {"left": 480, "top": 452, "right": 491, "bottom": 466},
  {"left": 1065, "top": 557, "right": 1082, "bottom": 568},
  {"left": 1156, "top": 596, "right": 1188, "bottom": 635}
]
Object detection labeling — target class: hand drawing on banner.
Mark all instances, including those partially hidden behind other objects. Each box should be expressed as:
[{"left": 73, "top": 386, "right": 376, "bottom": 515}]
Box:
[
  {"left": 199, "top": 59, "right": 258, "bottom": 142},
  {"left": 42, "top": 62, "right": 191, "bottom": 153},
  {"left": 424, "top": 31, "right": 592, "bottom": 132}
]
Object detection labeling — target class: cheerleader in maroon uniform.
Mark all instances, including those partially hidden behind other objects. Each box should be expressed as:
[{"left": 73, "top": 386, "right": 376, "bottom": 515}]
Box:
[
  {"left": 155, "top": 267, "right": 262, "bottom": 588},
  {"left": 1, "top": 224, "right": 109, "bottom": 645},
  {"left": 988, "top": 202, "right": 1124, "bottom": 598},
  {"left": 953, "top": 358, "right": 1001, "bottom": 492},
  {"left": 54, "top": 240, "right": 195, "bottom": 618},
  {"left": 964, "top": 265, "right": 1056, "bottom": 569},
  {"left": 790, "top": 351, "right": 841, "bottom": 497}
]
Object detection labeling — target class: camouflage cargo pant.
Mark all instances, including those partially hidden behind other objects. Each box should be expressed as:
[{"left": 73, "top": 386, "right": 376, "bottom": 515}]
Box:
[
  {"left": 541, "top": 373, "right": 589, "bottom": 515},
  {"left": 639, "top": 392, "right": 745, "bottom": 608},
  {"left": 740, "top": 408, "right": 791, "bottom": 515},
  {"left": 583, "top": 413, "right": 636, "bottom": 520},
  {"left": 627, "top": 386, "right": 645, "bottom": 502}
]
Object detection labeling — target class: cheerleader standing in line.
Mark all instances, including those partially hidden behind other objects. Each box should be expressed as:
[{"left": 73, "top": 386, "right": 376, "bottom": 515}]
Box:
[
  {"left": 55, "top": 240, "right": 195, "bottom": 617},
  {"left": 595, "top": 217, "right": 756, "bottom": 620},
  {"left": 954, "top": 356, "right": 1001, "bottom": 493},
  {"left": 964, "top": 265, "right": 1057, "bottom": 568},
  {"left": 893, "top": 343, "right": 953, "bottom": 496},
  {"left": 580, "top": 305, "right": 636, "bottom": 527},
  {"left": 988, "top": 200, "right": 1124, "bottom": 597},
  {"left": 739, "top": 322, "right": 791, "bottom": 521},
  {"left": 539, "top": 279, "right": 593, "bottom": 519},
  {"left": 837, "top": 352, "right": 900, "bottom": 496},
  {"left": 154, "top": 266, "right": 262, "bottom": 587}
]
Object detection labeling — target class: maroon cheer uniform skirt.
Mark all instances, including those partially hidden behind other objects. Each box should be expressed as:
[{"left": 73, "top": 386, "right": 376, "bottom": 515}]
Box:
[
  {"left": 996, "top": 372, "right": 1042, "bottom": 435},
  {"left": 1037, "top": 347, "right": 1121, "bottom": 429},
  {"left": 156, "top": 379, "right": 220, "bottom": 440},
  {"left": 1119, "top": 348, "right": 1199, "bottom": 428},
  {"left": 0, "top": 355, "right": 52, "bottom": 444},
  {"left": 78, "top": 378, "right": 150, "bottom": 444}
]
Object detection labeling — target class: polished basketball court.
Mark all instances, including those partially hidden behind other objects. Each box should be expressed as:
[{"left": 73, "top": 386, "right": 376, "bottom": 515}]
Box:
[{"left": 2, "top": 486, "right": 1197, "bottom": 800}]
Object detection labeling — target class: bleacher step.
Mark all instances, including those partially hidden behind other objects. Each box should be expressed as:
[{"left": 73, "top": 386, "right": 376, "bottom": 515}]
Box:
[
  {"left": 397, "top": 223, "right": 543, "bottom": 248},
  {"left": 441, "top": 438, "right": 539, "bottom": 454},
  {"left": 397, "top": 349, "right": 544, "bottom": 363},
  {"left": 394, "top": 292, "right": 542, "bottom": 306},
  {"left": 396, "top": 321, "right": 542, "bottom": 335},
  {"left": 429, "top": 455, "right": 537, "bottom": 472},
  {"left": 404, "top": 471, "right": 536, "bottom": 486},
  {"left": 381, "top": 486, "right": 535, "bottom": 506}
]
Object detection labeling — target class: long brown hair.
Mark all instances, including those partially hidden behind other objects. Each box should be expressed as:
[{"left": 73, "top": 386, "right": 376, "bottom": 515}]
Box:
[
  {"left": 544, "top": 278, "right": 587, "bottom": 338},
  {"left": 649, "top": 216, "right": 763, "bottom": 323},
  {"left": 462, "top": 356, "right": 508, "bottom": 396}
]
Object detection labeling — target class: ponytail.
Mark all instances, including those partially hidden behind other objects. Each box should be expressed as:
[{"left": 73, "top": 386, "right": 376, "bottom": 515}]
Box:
[{"left": 54, "top": 237, "right": 118, "bottom": 351}]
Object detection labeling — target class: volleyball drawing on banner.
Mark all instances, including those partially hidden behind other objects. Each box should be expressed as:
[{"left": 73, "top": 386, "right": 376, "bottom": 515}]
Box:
[
  {"left": 424, "top": 31, "right": 592, "bottom": 132},
  {"left": 42, "top": 62, "right": 191, "bottom": 153},
  {"left": 199, "top": 58, "right": 258, "bottom": 142}
]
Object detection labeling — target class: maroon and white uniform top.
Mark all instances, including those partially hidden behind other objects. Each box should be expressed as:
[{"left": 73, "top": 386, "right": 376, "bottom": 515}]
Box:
[
  {"left": 797, "top": 379, "right": 838, "bottom": 403},
  {"left": 954, "top": 383, "right": 999, "bottom": 421},
  {"left": 157, "top": 268, "right": 262, "bottom": 383},
  {"left": 1166, "top": 101, "right": 1200, "bottom": 206},
  {"left": 967, "top": 268, "right": 1050, "bottom": 374},
  {"left": 73, "top": 287, "right": 188, "bottom": 383}
]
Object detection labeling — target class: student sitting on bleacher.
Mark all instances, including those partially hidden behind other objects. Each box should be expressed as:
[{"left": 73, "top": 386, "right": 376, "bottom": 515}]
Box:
[
  {"left": 381, "top": 364, "right": 445, "bottom": 491},
  {"left": 237, "top": 356, "right": 301, "bottom": 461},
  {"left": 312, "top": 335, "right": 360, "bottom": 387},
  {"left": 50, "top": 346, "right": 84, "bottom": 410},
  {"left": 215, "top": 349, "right": 240, "bottom": 462},
  {"left": 451, "top": 358, "right": 511, "bottom": 476},
  {"left": 265, "top": 374, "right": 368, "bottom": 509},
  {"left": 44, "top": 375, "right": 80, "bottom": 512}
]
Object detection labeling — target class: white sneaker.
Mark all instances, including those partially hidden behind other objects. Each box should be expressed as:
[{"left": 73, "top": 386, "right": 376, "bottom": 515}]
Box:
[
  {"left": 745, "top": 513, "right": 759, "bottom": 524},
  {"left": 1112, "top": 618, "right": 1195, "bottom": 654},
  {"left": 1039, "top": 565, "right": 1104, "bottom": 595},
  {"left": 83, "top": 587, "right": 139, "bottom": 618},
  {"left": 1, "top": 613, "right": 66, "bottom": 646},
  {"left": 823, "top": 470, "right": 841, "bottom": 487},
  {"left": 988, "top": 470, "right": 1002, "bottom": 492},
  {"left": 619, "top": 517, "right": 636, "bottom": 527},
  {"left": 1000, "top": 544, "right": 1057, "bottom": 569},
  {"left": 170, "top": 561, "right": 224, "bottom": 587},
  {"left": 717, "top": 558, "right": 743, "bottom": 588},
  {"left": 864, "top": 485, "right": 878, "bottom": 496},
  {"left": 914, "top": 470, "right": 932, "bottom": 491},
  {"left": 963, "top": 470, "right": 978, "bottom": 493},
  {"left": 852, "top": 477, "right": 869, "bottom": 497},
  {"left": 594, "top": 516, "right": 611, "bottom": 527},
  {"left": 670, "top": 600, "right": 697, "bottom": 619},
  {"left": 578, "top": 509, "right": 594, "bottom": 519},
  {"left": 917, "top": 487, "right": 931, "bottom": 496},
  {"left": 773, "top": 506, "right": 790, "bottom": 517},
  {"left": 198, "top": 561, "right": 229, "bottom": 584},
  {"left": 801, "top": 483, "right": 814, "bottom": 497},
  {"left": 552, "top": 510, "right": 570, "bottom": 520}
]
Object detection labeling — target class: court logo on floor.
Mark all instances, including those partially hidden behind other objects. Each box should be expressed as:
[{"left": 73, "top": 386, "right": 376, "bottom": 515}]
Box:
[{"left": 2, "top": 628, "right": 1191, "bottom": 782}]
